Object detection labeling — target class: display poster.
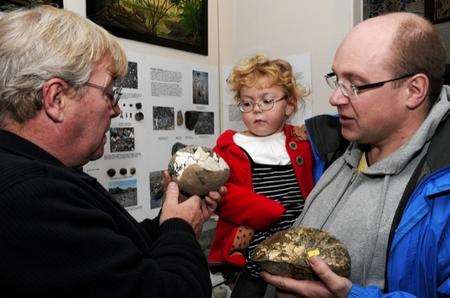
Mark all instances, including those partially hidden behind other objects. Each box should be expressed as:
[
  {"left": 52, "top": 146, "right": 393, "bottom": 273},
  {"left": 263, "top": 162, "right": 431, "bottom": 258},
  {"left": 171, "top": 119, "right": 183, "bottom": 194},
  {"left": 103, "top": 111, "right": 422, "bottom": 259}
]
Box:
[{"left": 84, "top": 50, "right": 219, "bottom": 222}]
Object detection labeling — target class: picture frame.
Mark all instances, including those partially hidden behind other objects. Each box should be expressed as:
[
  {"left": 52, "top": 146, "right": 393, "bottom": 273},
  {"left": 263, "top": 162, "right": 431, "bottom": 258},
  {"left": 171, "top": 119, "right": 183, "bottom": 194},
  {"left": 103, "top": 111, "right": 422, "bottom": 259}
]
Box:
[
  {"left": 428, "top": 0, "right": 450, "bottom": 23},
  {"left": 0, "top": 0, "right": 63, "bottom": 12},
  {"left": 363, "top": 0, "right": 428, "bottom": 20},
  {"left": 86, "top": 0, "right": 208, "bottom": 56}
]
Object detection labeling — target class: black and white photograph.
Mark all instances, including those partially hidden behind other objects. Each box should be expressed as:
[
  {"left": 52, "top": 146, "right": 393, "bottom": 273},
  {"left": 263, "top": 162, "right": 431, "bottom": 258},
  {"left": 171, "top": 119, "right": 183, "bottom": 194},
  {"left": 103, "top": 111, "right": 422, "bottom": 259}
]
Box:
[
  {"left": 149, "top": 170, "right": 164, "bottom": 209},
  {"left": 108, "top": 179, "right": 138, "bottom": 208},
  {"left": 194, "top": 111, "right": 214, "bottom": 135},
  {"left": 118, "top": 61, "right": 138, "bottom": 89},
  {"left": 192, "top": 70, "right": 209, "bottom": 105},
  {"left": 153, "top": 106, "right": 175, "bottom": 130},
  {"left": 110, "top": 127, "right": 135, "bottom": 152}
]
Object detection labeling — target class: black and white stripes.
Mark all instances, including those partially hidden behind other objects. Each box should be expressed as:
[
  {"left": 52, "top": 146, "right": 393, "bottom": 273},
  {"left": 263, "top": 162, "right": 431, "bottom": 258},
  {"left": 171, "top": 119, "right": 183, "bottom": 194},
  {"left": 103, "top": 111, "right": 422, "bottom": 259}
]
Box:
[{"left": 245, "top": 163, "right": 304, "bottom": 278}]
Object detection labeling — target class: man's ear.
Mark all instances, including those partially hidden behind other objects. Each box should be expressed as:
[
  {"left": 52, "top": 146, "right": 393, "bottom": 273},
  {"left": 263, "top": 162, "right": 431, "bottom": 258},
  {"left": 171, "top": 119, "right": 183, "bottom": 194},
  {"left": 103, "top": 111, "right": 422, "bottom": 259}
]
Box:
[
  {"left": 405, "top": 74, "right": 429, "bottom": 110},
  {"left": 41, "top": 78, "right": 70, "bottom": 122}
]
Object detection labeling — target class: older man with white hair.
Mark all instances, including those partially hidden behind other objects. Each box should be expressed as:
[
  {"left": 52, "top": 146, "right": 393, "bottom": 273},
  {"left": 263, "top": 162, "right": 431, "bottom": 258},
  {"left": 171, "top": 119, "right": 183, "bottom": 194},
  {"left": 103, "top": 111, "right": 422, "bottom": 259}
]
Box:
[{"left": 0, "top": 6, "right": 223, "bottom": 298}]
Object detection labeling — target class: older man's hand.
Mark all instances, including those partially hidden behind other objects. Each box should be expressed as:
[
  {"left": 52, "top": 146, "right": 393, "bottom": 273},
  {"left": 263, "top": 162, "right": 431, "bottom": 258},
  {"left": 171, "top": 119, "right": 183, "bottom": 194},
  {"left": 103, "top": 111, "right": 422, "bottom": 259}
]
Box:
[
  {"left": 160, "top": 171, "right": 227, "bottom": 238},
  {"left": 261, "top": 257, "right": 352, "bottom": 298}
]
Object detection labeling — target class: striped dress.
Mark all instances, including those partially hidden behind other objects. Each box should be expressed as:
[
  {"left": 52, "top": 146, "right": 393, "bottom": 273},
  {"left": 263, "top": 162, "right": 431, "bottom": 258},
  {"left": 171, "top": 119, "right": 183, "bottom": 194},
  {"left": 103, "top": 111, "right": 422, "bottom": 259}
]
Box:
[{"left": 245, "top": 159, "right": 304, "bottom": 277}]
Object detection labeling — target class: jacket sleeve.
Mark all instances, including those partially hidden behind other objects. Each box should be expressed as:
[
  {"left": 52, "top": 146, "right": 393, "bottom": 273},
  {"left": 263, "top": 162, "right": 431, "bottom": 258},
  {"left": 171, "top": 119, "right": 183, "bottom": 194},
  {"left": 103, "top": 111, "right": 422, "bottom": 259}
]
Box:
[
  {"left": 348, "top": 285, "right": 422, "bottom": 297},
  {"left": 218, "top": 182, "right": 285, "bottom": 230},
  {"left": 0, "top": 177, "right": 211, "bottom": 298}
]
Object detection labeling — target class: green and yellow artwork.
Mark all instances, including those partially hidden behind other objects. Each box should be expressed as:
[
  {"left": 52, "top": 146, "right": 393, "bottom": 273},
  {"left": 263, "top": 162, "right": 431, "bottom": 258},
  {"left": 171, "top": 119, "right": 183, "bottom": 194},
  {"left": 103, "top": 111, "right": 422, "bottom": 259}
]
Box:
[
  {"left": 0, "top": 0, "right": 63, "bottom": 11},
  {"left": 87, "top": 0, "right": 208, "bottom": 55}
]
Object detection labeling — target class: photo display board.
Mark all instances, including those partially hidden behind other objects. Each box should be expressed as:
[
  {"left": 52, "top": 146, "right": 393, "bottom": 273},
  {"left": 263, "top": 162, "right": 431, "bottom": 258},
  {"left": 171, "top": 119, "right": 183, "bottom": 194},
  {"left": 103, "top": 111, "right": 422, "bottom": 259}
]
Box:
[{"left": 84, "top": 50, "right": 219, "bottom": 222}]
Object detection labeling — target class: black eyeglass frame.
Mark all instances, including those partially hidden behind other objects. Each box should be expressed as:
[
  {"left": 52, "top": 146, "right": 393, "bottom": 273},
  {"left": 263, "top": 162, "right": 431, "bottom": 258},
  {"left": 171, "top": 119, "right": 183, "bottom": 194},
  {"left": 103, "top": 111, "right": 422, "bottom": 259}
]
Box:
[
  {"left": 85, "top": 82, "right": 123, "bottom": 107},
  {"left": 237, "top": 95, "right": 288, "bottom": 113},
  {"left": 324, "top": 72, "right": 416, "bottom": 96}
]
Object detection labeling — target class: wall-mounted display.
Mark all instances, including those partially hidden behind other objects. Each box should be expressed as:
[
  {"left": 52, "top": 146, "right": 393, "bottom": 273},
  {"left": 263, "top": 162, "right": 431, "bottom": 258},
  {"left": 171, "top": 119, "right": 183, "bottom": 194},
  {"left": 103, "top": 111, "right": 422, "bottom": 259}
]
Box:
[
  {"left": 362, "top": 0, "right": 450, "bottom": 24},
  {"left": 110, "top": 127, "right": 135, "bottom": 152},
  {"left": 363, "top": 0, "right": 427, "bottom": 20},
  {"left": 86, "top": 0, "right": 208, "bottom": 55},
  {"left": 194, "top": 111, "right": 214, "bottom": 135},
  {"left": 120, "top": 61, "right": 139, "bottom": 89},
  {"left": 149, "top": 170, "right": 164, "bottom": 209},
  {"left": 429, "top": 0, "right": 450, "bottom": 23},
  {"left": 0, "top": 0, "right": 63, "bottom": 12},
  {"left": 153, "top": 106, "right": 175, "bottom": 130},
  {"left": 193, "top": 70, "right": 209, "bottom": 105},
  {"left": 109, "top": 179, "right": 138, "bottom": 208},
  {"left": 83, "top": 50, "right": 220, "bottom": 222}
]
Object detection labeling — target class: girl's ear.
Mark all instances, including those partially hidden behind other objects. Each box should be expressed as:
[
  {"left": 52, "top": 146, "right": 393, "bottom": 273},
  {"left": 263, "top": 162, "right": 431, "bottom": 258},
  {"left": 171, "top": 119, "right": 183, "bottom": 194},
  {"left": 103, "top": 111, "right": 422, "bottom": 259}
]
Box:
[{"left": 285, "top": 98, "right": 295, "bottom": 117}]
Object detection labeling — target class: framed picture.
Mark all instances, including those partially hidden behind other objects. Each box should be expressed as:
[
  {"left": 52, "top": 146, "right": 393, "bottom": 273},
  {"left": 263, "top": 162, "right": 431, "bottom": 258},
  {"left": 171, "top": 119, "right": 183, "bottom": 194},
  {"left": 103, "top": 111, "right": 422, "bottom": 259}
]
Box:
[
  {"left": 363, "top": 0, "right": 428, "bottom": 20},
  {"left": 87, "top": 0, "right": 208, "bottom": 56},
  {"left": 0, "top": 0, "right": 63, "bottom": 12},
  {"left": 428, "top": 0, "right": 450, "bottom": 23}
]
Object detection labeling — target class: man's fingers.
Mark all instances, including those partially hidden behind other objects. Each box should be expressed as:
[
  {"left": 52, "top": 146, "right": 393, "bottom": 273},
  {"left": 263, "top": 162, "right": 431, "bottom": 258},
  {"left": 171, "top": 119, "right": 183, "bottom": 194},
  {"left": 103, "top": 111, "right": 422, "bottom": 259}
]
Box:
[
  {"left": 309, "top": 257, "right": 352, "bottom": 297},
  {"left": 218, "top": 185, "right": 227, "bottom": 196},
  {"left": 261, "top": 272, "right": 294, "bottom": 292},
  {"left": 204, "top": 196, "right": 217, "bottom": 211},
  {"left": 261, "top": 271, "right": 335, "bottom": 297}
]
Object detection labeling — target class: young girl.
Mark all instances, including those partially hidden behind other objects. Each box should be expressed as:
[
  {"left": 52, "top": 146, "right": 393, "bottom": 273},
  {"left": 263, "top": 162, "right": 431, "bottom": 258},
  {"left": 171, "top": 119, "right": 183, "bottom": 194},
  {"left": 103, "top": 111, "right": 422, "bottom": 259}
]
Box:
[{"left": 208, "top": 54, "right": 315, "bottom": 297}]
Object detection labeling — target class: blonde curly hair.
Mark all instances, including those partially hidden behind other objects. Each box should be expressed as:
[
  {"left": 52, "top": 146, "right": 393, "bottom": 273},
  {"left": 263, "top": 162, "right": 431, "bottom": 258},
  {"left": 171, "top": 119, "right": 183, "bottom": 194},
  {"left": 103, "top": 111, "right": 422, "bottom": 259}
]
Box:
[{"left": 227, "top": 54, "right": 307, "bottom": 113}]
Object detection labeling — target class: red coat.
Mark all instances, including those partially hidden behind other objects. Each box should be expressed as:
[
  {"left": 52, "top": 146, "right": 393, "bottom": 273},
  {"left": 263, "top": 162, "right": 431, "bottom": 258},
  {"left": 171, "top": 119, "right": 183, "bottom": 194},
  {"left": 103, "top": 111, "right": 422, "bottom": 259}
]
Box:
[{"left": 208, "top": 124, "right": 315, "bottom": 267}]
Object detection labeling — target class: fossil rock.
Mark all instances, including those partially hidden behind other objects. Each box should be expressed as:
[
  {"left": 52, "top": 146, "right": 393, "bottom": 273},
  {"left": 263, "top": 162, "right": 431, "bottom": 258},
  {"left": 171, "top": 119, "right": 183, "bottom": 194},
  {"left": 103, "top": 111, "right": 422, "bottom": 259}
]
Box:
[
  {"left": 177, "top": 110, "right": 184, "bottom": 126},
  {"left": 252, "top": 227, "right": 351, "bottom": 280},
  {"left": 168, "top": 145, "right": 229, "bottom": 196}
]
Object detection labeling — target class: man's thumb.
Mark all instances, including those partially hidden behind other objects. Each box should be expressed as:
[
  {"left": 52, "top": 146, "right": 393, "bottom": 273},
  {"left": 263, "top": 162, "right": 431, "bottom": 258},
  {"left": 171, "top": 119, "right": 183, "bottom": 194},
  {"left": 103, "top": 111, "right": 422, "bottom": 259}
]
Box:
[{"left": 164, "top": 182, "right": 179, "bottom": 206}]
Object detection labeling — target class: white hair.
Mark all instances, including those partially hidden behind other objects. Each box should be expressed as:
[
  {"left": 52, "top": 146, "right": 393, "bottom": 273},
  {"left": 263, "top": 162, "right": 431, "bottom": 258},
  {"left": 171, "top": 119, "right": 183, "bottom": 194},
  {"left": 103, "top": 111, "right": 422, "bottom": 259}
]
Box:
[{"left": 0, "top": 5, "right": 127, "bottom": 126}]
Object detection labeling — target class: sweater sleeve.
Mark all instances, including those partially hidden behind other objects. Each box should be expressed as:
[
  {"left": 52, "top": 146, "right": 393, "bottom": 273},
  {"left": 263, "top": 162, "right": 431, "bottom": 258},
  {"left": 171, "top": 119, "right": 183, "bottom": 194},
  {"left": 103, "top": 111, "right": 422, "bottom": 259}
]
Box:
[
  {"left": 218, "top": 182, "right": 285, "bottom": 230},
  {"left": 0, "top": 177, "right": 211, "bottom": 298}
]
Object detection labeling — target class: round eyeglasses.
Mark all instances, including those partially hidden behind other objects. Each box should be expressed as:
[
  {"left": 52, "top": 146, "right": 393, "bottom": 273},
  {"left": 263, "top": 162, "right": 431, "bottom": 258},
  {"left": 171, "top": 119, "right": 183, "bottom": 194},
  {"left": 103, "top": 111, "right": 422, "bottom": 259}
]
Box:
[
  {"left": 85, "top": 82, "right": 123, "bottom": 107},
  {"left": 237, "top": 95, "right": 287, "bottom": 113},
  {"left": 324, "top": 72, "right": 415, "bottom": 97}
]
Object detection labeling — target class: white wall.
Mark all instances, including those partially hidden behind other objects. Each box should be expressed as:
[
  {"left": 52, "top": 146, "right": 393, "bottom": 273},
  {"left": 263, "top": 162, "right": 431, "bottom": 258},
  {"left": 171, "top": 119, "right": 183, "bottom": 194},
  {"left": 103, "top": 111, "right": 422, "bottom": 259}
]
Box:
[
  {"left": 59, "top": 1, "right": 449, "bottom": 128},
  {"left": 217, "top": 0, "right": 358, "bottom": 118}
]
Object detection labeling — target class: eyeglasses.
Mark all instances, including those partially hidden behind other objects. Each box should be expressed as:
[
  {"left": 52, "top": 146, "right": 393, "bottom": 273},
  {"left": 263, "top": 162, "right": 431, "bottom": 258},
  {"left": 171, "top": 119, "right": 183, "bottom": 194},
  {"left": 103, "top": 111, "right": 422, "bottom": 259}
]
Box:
[
  {"left": 324, "top": 72, "right": 415, "bottom": 97},
  {"left": 237, "top": 95, "right": 287, "bottom": 113},
  {"left": 85, "top": 82, "right": 123, "bottom": 107}
]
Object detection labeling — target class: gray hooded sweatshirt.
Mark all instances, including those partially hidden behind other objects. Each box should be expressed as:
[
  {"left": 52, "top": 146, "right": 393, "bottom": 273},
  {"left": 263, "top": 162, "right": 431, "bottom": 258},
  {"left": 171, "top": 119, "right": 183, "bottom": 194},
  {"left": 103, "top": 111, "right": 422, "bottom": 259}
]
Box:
[{"left": 292, "top": 86, "right": 450, "bottom": 289}]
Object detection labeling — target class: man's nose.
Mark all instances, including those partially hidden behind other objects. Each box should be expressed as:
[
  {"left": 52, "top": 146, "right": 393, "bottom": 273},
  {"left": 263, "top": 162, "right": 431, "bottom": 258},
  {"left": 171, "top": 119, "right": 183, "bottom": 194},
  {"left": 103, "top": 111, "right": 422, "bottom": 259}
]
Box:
[{"left": 329, "top": 88, "right": 350, "bottom": 106}]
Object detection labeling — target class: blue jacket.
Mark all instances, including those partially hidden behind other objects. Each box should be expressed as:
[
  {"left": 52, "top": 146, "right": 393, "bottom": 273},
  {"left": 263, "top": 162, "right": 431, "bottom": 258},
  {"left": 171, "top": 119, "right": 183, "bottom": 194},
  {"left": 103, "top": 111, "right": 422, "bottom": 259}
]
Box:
[{"left": 306, "top": 114, "right": 450, "bottom": 298}]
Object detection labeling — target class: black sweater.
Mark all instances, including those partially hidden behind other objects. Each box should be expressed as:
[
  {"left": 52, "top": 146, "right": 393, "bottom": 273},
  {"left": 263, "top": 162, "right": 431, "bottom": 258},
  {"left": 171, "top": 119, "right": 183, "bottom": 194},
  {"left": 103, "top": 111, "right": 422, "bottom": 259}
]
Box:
[{"left": 0, "top": 129, "right": 211, "bottom": 298}]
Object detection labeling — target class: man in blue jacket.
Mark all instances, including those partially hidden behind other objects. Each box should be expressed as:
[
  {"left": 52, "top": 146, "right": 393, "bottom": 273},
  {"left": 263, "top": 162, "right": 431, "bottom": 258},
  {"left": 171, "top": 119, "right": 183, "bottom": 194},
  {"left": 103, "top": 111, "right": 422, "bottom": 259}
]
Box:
[{"left": 262, "top": 12, "right": 450, "bottom": 298}]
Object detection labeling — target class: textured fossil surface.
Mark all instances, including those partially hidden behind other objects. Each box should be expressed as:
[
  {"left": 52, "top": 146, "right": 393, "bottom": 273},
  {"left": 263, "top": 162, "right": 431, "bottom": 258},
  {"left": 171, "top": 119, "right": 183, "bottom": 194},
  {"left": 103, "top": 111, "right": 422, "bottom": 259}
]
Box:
[
  {"left": 168, "top": 145, "right": 229, "bottom": 196},
  {"left": 252, "top": 227, "right": 351, "bottom": 280}
]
